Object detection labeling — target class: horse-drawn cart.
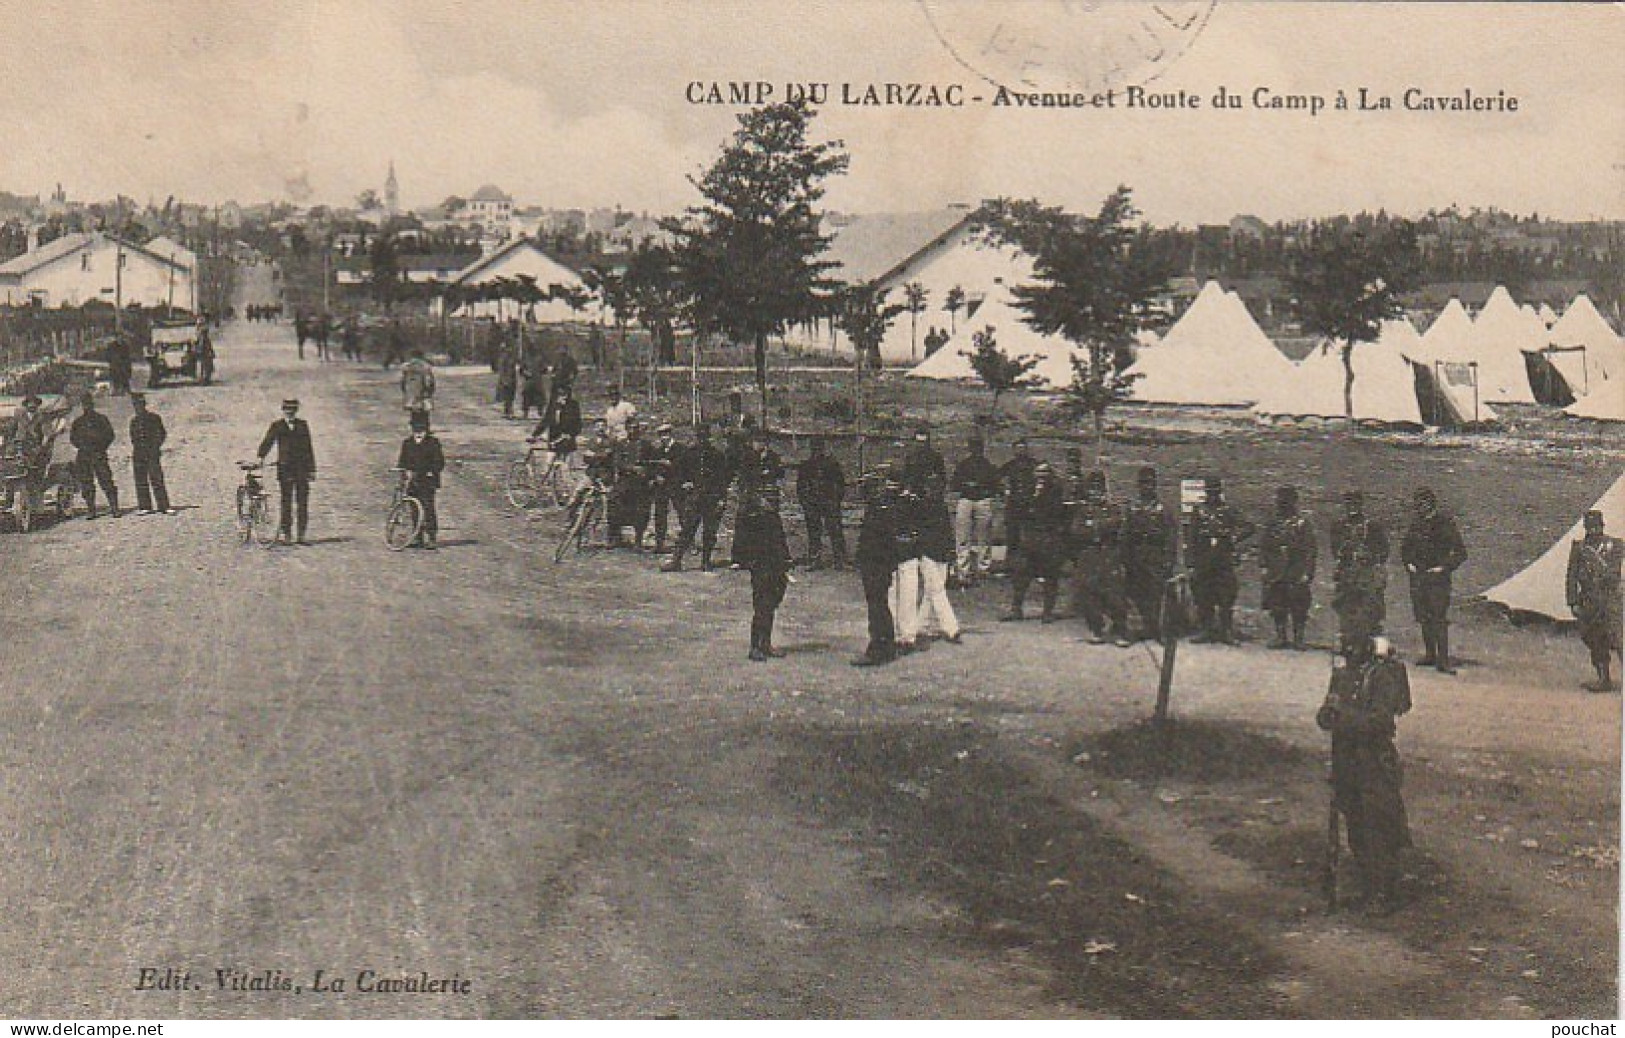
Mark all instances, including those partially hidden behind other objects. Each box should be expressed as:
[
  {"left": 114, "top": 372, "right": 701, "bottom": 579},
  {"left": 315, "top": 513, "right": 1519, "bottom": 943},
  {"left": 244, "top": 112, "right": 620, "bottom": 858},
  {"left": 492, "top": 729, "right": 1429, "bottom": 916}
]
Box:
[{"left": 0, "top": 394, "right": 76, "bottom": 532}]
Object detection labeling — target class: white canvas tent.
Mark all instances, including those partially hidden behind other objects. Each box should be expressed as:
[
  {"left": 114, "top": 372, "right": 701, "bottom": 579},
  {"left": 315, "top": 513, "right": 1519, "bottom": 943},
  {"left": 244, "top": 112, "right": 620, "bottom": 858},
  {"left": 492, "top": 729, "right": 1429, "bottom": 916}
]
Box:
[
  {"left": 1547, "top": 294, "right": 1625, "bottom": 400},
  {"left": 908, "top": 286, "right": 1082, "bottom": 388},
  {"left": 1124, "top": 282, "right": 1293, "bottom": 406},
  {"left": 1253, "top": 318, "right": 1425, "bottom": 425},
  {"left": 1410, "top": 298, "right": 1499, "bottom": 425},
  {"left": 1468, "top": 286, "right": 1539, "bottom": 404},
  {"left": 1484, "top": 470, "right": 1625, "bottom": 620}
]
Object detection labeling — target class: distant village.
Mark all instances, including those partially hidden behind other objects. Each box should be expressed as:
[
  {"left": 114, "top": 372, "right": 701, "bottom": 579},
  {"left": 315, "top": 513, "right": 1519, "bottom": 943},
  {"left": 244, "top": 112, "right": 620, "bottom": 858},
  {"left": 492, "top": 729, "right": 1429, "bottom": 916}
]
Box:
[{"left": 0, "top": 162, "right": 1619, "bottom": 367}]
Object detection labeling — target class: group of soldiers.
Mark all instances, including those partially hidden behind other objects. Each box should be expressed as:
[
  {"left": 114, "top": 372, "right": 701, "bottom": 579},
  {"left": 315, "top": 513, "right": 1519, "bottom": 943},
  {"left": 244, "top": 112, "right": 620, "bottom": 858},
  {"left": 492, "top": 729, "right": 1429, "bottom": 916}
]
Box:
[{"left": 10, "top": 389, "right": 174, "bottom": 520}]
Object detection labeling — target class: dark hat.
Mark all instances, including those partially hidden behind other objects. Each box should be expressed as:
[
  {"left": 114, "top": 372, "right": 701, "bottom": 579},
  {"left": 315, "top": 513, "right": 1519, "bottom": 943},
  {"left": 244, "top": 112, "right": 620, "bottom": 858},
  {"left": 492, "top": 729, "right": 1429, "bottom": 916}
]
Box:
[
  {"left": 21, "top": 393, "right": 41, "bottom": 408},
  {"left": 281, "top": 398, "right": 299, "bottom": 409},
  {"left": 1413, "top": 486, "right": 1437, "bottom": 502},
  {"left": 1205, "top": 476, "right": 1223, "bottom": 491},
  {"left": 1065, "top": 446, "right": 1083, "bottom": 459},
  {"left": 1276, "top": 485, "right": 1298, "bottom": 504},
  {"left": 1342, "top": 490, "right": 1364, "bottom": 504},
  {"left": 129, "top": 391, "right": 146, "bottom": 403},
  {"left": 1085, "top": 469, "right": 1107, "bottom": 487},
  {"left": 409, "top": 411, "right": 430, "bottom": 431},
  {"left": 1585, "top": 509, "right": 1605, "bottom": 523},
  {"left": 1136, "top": 465, "right": 1158, "bottom": 484},
  {"left": 80, "top": 391, "right": 95, "bottom": 406}
]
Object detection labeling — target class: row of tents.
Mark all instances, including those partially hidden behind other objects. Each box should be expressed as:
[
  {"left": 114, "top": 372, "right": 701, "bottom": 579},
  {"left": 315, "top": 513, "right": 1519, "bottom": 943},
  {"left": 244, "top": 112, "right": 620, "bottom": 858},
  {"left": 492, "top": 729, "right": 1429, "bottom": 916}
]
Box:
[{"left": 910, "top": 279, "right": 1625, "bottom": 428}]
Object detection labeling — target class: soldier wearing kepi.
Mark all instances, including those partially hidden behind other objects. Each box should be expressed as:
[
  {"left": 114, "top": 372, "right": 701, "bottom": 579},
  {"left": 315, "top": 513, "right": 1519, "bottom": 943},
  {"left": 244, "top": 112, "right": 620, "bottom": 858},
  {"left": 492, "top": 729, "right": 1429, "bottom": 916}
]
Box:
[
  {"left": 662, "top": 423, "right": 731, "bottom": 573},
  {"left": 950, "top": 435, "right": 999, "bottom": 584},
  {"left": 796, "top": 434, "right": 847, "bottom": 569},
  {"left": 1260, "top": 485, "right": 1317, "bottom": 649},
  {"left": 998, "top": 437, "right": 1039, "bottom": 566},
  {"left": 1317, "top": 635, "right": 1413, "bottom": 914},
  {"left": 1566, "top": 509, "right": 1624, "bottom": 693},
  {"left": 1187, "top": 476, "right": 1254, "bottom": 644},
  {"left": 127, "top": 393, "right": 171, "bottom": 515},
  {"left": 732, "top": 425, "right": 791, "bottom": 662},
  {"left": 1002, "top": 462, "right": 1069, "bottom": 623},
  {"left": 396, "top": 410, "right": 445, "bottom": 549},
  {"left": 70, "top": 392, "right": 120, "bottom": 519},
  {"left": 257, "top": 398, "right": 316, "bottom": 544},
  {"left": 1120, "top": 465, "right": 1177, "bottom": 642},
  {"left": 646, "top": 424, "right": 685, "bottom": 554},
  {"left": 852, "top": 466, "right": 903, "bottom": 667},
  {"left": 1332, "top": 491, "right": 1391, "bottom": 650},
  {"left": 1070, "top": 469, "right": 1131, "bottom": 646},
  {"left": 1402, "top": 487, "right": 1468, "bottom": 674}
]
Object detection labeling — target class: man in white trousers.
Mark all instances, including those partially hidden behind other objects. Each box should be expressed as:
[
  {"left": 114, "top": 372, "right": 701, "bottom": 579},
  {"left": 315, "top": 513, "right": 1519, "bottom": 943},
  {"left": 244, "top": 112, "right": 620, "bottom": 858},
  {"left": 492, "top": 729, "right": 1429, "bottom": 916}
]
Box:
[
  {"left": 892, "top": 472, "right": 961, "bottom": 651},
  {"left": 950, "top": 435, "right": 1000, "bottom": 585}
]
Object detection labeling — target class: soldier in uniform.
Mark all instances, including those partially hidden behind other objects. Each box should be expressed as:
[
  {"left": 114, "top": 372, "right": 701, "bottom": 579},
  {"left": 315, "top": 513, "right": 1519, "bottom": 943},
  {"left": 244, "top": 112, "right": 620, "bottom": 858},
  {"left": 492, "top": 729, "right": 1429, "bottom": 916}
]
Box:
[
  {"left": 495, "top": 336, "right": 518, "bottom": 417},
  {"left": 852, "top": 467, "right": 903, "bottom": 667},
  {"left": 340, "top": 314, "right": 361, "bottom": 363},
  {"left": 1566, "top": 509, "right": 1623, "bottom": 692},
  {"left": 731, "top": 426, "right": 791, "bottom": 661},
  {"left": 1002, "top": 462, "right": 1069, "bottom": 623},
  {"left": 1187, "top": 477, "right": 1254, "bottom": 644},
  {"left": 1331, "top": 491, "right": 1391, "bottom": 650},
  {"left": 796, "top": 435, "right": 847, "bottom": 568},
  {"left": 256, "top": 398, "right": 316, "bottom": 544},
  {"left": 646, "top": 424, "right": 685, "bottom": 554},
  {"left": 606, "top": 419, "right": 650, "bottom": 549},
  {"left": 396, "top": 410, "right": 445, "bottom": 549},
  {"left": 69, "top": 392, "right": 119, "bottom": 519},
  {"left": 1070, "top": 469, "right": 1131, "bottom": 646},
  {"left": 1119, "top": 466, "right": 1177, "bottom": 642},
  {"left": 1402, "top": 487, "right": 1468, "bottom": 674},
  {"left": 662, "top": 423, "right": 731, "bottom": 573},
  {"left": 998, "top": 437, "right": 1039, "bottom": 563},
  {"left": 1317, "top": 635, "right": 1413, "bottom": 913},
  {"left": 949, "top": 435, "right": 1000, "bottom": 584},
  {"left": 127, "top": 392, "right": 171, "bottom": 515},
  {"left": 106, "top": 333, "right": 133, "bottom": 396},
  {"left": 1260, "top": 485, "right": 1317, "bottom": 650}
]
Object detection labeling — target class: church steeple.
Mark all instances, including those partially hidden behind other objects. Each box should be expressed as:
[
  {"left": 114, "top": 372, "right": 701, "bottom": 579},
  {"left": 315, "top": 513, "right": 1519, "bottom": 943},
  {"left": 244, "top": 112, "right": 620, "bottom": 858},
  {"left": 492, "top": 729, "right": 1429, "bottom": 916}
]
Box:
[{"left": 384, "top": 161, "right": 399, "bottom": 216}]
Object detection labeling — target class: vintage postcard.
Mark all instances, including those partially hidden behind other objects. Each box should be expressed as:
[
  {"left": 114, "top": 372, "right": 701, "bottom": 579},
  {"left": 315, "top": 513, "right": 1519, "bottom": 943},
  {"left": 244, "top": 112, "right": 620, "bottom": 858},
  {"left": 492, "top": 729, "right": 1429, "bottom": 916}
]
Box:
[{"left": 0, "top": 0, "right": 1619, "bottom": 1022}]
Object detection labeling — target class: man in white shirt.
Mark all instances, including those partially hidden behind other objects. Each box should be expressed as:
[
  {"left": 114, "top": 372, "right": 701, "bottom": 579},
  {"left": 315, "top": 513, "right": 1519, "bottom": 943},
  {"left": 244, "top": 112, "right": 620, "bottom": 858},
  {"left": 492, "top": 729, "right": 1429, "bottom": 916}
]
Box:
[{"left": 603, "top": 387, "right": 637, "bottom": 443}]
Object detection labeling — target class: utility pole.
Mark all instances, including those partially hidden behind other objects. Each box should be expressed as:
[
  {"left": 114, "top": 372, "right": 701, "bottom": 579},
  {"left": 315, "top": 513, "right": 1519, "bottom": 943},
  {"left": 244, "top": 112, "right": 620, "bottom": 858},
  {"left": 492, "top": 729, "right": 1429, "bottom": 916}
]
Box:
[{"left": 113, "top": 233, "right": 124, "bottom": 333}]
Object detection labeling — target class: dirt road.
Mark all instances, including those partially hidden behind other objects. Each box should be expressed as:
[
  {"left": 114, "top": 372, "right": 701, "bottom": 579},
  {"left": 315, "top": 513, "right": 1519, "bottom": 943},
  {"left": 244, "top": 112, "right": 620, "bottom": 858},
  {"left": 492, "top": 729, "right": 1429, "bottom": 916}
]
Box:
[{"left": 0, "top": 322, "right": 1615, "bottom": 1019}]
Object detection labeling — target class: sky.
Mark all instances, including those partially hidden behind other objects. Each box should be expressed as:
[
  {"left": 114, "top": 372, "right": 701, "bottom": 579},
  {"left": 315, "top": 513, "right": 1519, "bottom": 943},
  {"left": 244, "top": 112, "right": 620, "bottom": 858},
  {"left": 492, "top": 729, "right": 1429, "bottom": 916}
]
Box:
[{"left": 0, "top": 0, "right": 1618, "bottom": 225}]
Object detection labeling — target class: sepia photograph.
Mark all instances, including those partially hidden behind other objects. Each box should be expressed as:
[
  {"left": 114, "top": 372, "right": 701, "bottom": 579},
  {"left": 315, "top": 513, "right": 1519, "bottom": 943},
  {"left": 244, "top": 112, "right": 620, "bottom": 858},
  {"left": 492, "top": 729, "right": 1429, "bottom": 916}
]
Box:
[{"left": 0, "top": 0, "right": 1620, "bottom": 1022}]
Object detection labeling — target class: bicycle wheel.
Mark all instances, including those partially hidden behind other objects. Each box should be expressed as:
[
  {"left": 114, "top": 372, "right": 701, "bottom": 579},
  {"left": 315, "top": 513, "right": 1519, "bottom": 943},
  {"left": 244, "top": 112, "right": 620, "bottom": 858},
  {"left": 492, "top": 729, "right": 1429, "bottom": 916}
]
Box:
[
  {"left": 250, "top": 495, "right": 279, "bottom": 547},
  {"left": 554, "top": 494, "right": 598, "bottom": 563},
  {"left": 384, "top": 496, "right": 424, "bottom": 551},
  {"left": 235, "top": 486, "right": 253, "bottom": 543},
  {"left": 505, "top": 459, "right": 539, "bottom": 510}
]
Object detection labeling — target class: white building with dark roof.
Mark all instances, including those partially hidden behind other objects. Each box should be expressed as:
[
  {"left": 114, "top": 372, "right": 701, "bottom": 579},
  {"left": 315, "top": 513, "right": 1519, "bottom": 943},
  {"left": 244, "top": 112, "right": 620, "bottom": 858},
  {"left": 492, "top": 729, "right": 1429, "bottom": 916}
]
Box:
[{"left": 0, "top": 232, "right": 192, "bottom": 309}]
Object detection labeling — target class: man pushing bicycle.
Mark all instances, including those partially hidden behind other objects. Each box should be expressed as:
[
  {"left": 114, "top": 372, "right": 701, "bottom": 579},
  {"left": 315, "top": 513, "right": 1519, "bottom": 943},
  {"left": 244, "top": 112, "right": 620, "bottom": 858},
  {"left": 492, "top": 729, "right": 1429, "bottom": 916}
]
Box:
[{"left": 397, "top": 410, "right": 445, "bottom": 549}]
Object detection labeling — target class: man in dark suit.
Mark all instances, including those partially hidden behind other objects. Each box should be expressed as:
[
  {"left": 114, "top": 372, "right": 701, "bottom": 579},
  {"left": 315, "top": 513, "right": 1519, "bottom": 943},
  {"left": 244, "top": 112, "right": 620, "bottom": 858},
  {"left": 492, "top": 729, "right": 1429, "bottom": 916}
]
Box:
[
  {"left": 128, "top": 392, "right": 171, "bottom": 514},
  {"left": 397, "top": 410, "right": 445, "bottom": 549},
  {"left": 257, "top": 398, "right": 316, "bottom": 544},
  {"left": 69, "top": 392, "right": 119, "bottom": 519}
]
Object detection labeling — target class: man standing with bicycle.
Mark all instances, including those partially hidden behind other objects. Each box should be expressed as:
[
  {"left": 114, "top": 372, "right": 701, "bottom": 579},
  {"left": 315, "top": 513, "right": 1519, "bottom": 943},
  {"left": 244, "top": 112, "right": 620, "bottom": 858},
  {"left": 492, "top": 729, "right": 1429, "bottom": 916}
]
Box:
[
  {"left": 397, "top": 410, "right": 444, "bottom": 549},
  {"left": 257, "top": 398, "right": 316, "bottom": 545}
]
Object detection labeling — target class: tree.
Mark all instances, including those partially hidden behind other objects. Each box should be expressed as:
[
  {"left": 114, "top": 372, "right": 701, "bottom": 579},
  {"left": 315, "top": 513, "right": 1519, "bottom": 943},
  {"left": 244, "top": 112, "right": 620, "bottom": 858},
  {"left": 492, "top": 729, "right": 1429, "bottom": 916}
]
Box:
[
  {"left": 624, "top": 244, "right": 685, "bottom": 366},
  {"left": 665, "top": 97, "right": 849, "bottom": 420},
  {"left": 1286, "top": 221, "right": 1421, "bottom": 418},
  {"left": 586, "top": 263, "right": 634, "bottom": 392},
  {"left": 976, "top": 187, "right": 1172, "bottom": 447},
  {"left": 943, "top": 284, "right": 966, "bottom": 334},
  {"left": 902, "top": 280, "right": 928, "bottom": 360},
  {"left": 963, "top": 325, "right": 1040, "bottom": 418},
  {"left": 356, "top": 188, "right": 381, "bottom": 211},
  {"left": 835, "top": 284, "right": 904, "bottom": 371}
]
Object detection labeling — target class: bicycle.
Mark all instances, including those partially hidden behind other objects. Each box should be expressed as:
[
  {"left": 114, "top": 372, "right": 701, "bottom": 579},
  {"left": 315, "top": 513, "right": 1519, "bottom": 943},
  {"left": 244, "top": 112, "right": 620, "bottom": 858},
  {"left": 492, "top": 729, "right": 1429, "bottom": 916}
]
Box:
[
  {"left": 553, "top": 474, "right": 610, "bottom": 563},
  {"left": 506, "top": 438, "right": 582, "bottom": 510},
  {"left": 384, "top": 467, "right": 424, "bottom": 551},
  {"left": 235, "top": 460, "right": 277, "bottom": 546}
]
